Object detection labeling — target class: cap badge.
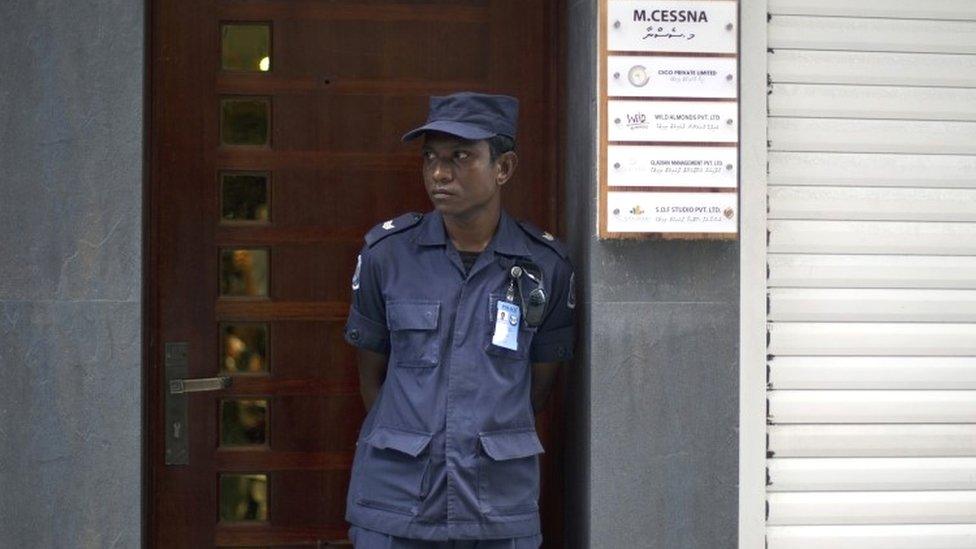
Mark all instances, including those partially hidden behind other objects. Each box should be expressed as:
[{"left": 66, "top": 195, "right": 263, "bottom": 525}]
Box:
[{"left": 382, "top": 220, "right": 395, "bottom": 230}]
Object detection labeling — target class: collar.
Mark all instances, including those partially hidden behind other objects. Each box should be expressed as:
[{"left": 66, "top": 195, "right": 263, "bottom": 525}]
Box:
[
  {"left": 415, "top": 209, "right": 531, "bottom": 258},
  {"left": 492, "top": 210, "right": 532, "bottom": 257}
]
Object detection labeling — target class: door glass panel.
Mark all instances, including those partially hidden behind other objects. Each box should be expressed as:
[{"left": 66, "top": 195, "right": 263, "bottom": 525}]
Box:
[
  {"left": 220, "top": 248, "right": 269, "bottom": 297},
  {"left": 219, "top": 473, "right": 268, "bottom": 522},
  {"left": 220, "top": 322, "right": 269, "bottom": 374},
  {"left": 220, "top": 399, "right": 268, "bottom": 445},
  {"left": 221, "top": 172, "right": 270, "bottom": 223},
  {"left": 221, "top": 23, "right": 271, "bottom": 72},
  {"left": 220, "top": 98, "right": 270, "bottom": 146}
]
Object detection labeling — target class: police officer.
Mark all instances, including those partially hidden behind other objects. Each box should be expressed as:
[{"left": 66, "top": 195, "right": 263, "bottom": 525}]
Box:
[{"left": 343, "top": 92, "right": 576, "bottom": 548}]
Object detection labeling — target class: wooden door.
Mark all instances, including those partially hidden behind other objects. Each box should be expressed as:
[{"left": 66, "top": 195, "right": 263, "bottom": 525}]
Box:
[{"left": 148, "top": 1, "right": 564, "bottom": 546}]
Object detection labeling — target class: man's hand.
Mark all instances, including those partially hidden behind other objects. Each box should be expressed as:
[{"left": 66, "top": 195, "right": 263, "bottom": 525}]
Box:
[
  {"left": 357, "top": 349, "right": 389, "bottom": 411},
  {"left": 531, "top": 362, "right": 560, "bottom": 414}
]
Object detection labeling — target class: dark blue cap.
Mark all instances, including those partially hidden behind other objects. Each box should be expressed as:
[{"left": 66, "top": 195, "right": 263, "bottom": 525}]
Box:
[{"left": 402, "top": 92, "right": 519, "bottom": 142}]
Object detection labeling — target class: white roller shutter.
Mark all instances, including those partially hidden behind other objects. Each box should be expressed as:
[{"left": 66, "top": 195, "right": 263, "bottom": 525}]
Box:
[{"left": 764, "top": 1, "right": 976, "bottom": 546}]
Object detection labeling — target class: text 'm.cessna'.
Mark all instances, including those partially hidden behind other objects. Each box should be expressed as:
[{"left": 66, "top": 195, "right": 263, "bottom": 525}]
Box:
[{"left": 633, "top": 9, "right": 709, "bottom": 23}]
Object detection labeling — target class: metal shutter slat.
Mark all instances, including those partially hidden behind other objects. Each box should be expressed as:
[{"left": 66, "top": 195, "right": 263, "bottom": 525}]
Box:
[
  {"left": 769, "top": 50, "right": 976, "bottom": 87},
  {"left": 768, "top": 322, "right": 976, "bottom": 356},
  {"left": 768, "top": 255, "right": 976, "bottom": 289},
  {"left": 769, "top": 220, "right": 976, "bottom": 256},
  {"left": 769, "top": 357, "right": 976, "bottom": 389},
  {"left": 768, "top": 457, "right": 976, "bottom": 491},
  {"left": 768, "top": 152, "right": 976, "bottom": 189},
  {"left": 769, "top": 0, "right": 976, "bottom": 20},
  {"left": 768, "top": 390, "right": 976, "bottom": 424},
  {"left": 767, "top": 524, "right": 976, "bottom": 549},
  {"left": 769, "top": 16, "right": 976, "bottom": 54},
  {"left": 768, "top": 288, "right": 976, "bottom": 322},
  {"left": 769, "top": 118, "right": 976, "bottom": 154},
  {"left": 767, "top": 491, "right": 976, "bottom": 525},
  {"left": 769, "top": 424, "right": 976, "bottom": 457},
  {"left": 769, "top": 84, "right": 976, "bottom": 121},
  {"left": 769, "top": 186, "right": 976, "bottom": 222}
]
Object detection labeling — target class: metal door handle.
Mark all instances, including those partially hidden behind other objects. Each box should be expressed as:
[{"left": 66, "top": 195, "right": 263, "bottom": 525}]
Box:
[
  {"left": 166, "top": 342, "right": 232, "bottom": 464},
  {"left": 169, "top": 376, "right": 232, "bottom": 394}
]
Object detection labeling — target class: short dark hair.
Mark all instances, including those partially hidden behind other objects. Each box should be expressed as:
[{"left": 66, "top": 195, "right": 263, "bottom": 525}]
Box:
[{"left": 487, "top": 135, "right": 516, "bottom": 161}]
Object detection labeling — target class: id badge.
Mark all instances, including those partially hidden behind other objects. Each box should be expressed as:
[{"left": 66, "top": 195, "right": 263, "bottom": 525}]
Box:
[{"left": 492, "top": 300, "right": 521, "bottom": 351}]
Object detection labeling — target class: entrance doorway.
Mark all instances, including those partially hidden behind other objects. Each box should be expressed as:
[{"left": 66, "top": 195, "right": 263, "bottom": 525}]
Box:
[{"left": 147, "top": 1, "right": 565, "bottom": 546}]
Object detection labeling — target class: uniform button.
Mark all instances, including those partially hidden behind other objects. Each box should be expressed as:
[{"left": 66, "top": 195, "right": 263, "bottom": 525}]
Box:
[
  {"left": 557, "top": 346, "right": 566, "bottom": 358},
  {"left": 349, "top": 329, "right": 361, "bottom": 341}
]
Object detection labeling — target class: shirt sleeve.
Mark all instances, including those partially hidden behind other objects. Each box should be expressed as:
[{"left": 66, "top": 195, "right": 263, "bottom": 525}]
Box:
[
  {"left": 529, "top": 258, "right": 576, "bottom": 363},
  {"left": 344, "top": 246, "right": 390, "bottom": 354}
]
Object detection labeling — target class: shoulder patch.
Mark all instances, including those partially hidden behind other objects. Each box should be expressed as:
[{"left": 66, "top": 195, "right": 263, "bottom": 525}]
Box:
[
  {"left": 516, "top": 219, "right": 568, "bottom": 259},
  {"left": 365, "top": 212, "right": 423, "bottom": 247}
]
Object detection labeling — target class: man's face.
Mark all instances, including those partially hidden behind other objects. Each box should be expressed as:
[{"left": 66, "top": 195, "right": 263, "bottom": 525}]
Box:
[{"left": 421, "top": 132, "right": 515, "bottom": 220}]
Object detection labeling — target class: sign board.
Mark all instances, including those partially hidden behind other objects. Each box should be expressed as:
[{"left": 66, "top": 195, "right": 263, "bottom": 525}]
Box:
[
  {"left": 600, "top": 0, "right": 740, "bottom": 239},
  {"left": 606, "top": 191, "right": 737, "bottom": 233},
  {"left": 608, "top": 100, "right": 738, "bottom": 143},
  {"left": 608, "top": 146, "right": 737, "bottom": 188},
  {"left": 607, "top": 56, "right": 737, "bottom": 98},
  {"left": 608, "top": 1, "right": 738, "bottom": 54}
]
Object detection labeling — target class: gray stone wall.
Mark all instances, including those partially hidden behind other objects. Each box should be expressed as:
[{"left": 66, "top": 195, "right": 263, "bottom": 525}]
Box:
[
  {"left": 0, "top": 1, "right": 144, "bottom": 546},
  {"left": 563, "top": 2, "right": 739, "bottom": 547}
]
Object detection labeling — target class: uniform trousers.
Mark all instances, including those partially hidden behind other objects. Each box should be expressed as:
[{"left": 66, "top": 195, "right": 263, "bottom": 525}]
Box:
[{"left": 349, "top": 526, "right": 543, "bottom": 549}]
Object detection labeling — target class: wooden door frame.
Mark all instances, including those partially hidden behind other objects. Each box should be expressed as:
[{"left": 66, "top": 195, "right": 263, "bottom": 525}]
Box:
[{"left": 142, "top": 1, "right": 570, "bottom": 545}]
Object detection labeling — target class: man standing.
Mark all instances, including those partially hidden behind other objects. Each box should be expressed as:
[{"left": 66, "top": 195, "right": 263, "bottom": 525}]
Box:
[{"left": 343, "top": 92, "right": 576, "bottom": 548}]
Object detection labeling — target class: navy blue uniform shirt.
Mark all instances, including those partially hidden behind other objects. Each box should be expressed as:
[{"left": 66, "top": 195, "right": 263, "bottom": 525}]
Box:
[{"left": 343, "top": 209, "right": 576, "bottom": 540}]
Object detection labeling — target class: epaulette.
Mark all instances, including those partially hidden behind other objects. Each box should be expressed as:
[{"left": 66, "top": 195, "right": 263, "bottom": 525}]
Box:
[
  {"left": 365, "top": 212, "right": 423, "bottom": 247},
  {"left": 517, "top": 219, "right": 568, "bottom": 259}
]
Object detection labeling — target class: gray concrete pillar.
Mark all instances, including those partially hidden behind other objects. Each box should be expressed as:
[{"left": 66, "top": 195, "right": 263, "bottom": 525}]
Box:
[
  {"left": 563, "top": 2, "right": 739, "bottom": 547},
  {"left": 0, "top": 1, "right": 145, "bottom": 546}
]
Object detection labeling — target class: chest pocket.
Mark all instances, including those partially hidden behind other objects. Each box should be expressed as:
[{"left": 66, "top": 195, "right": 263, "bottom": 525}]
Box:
[
  {"left": 484, "top": 293, "right": 536, "bottom": 361},
  {"left": 387, "top": 301, "right": 441, "bottom": 367}
]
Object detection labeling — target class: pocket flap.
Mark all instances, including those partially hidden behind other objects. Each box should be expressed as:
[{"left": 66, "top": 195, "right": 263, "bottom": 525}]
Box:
[
  {"left": 365, "top": 426, "right": 433, "bottom": 457},
  {"left": 479, "top": 429, "right": 544, "bottom": 461},
  {"left": 387, "top": 301, "right": 440, "bottom": 331}
]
